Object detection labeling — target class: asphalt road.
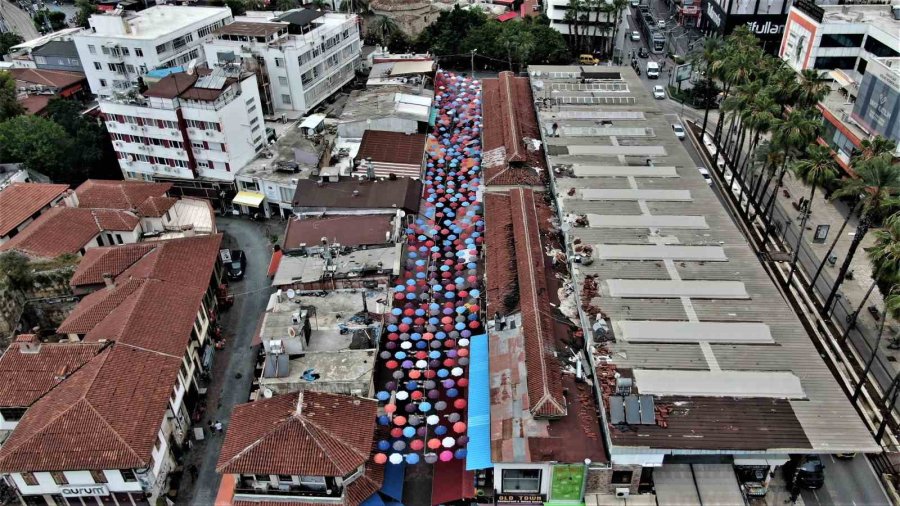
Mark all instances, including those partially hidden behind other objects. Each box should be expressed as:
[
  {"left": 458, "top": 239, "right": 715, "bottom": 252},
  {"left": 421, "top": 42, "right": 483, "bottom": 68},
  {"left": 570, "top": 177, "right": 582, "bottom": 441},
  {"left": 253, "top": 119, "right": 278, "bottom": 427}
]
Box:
[
  {"left": 801, "top": 454, "right": 890, "bottom": 506},
  {"left": 176, "top": 217, "right": 275, "bottom": 505},
  {"left": 0, "top": 0, "right": 38, "bottom": 40}
]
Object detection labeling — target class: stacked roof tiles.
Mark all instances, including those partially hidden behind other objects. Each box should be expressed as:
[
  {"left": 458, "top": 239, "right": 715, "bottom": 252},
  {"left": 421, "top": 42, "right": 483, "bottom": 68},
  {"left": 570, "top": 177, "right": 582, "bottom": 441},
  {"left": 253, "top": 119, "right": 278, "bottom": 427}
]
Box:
[
  {"left": 0, "top": 183, "right": 69, "bottom": 238},
  {"left": 481, "top": 72, "right": 544, "bottom": 187}
]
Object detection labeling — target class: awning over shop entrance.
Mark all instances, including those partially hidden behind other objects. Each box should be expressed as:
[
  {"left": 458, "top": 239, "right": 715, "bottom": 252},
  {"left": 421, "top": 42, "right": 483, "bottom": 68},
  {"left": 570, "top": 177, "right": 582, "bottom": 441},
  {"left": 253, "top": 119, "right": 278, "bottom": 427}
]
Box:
[
  {"left": 466, "top": 333, "right": 492, "bottom": 471},
  {"left": 655, "top": 464, "right": 744, "bottom": 506},
  {"left": 233, "top": 191, "right": 265, "bottom": 208}
]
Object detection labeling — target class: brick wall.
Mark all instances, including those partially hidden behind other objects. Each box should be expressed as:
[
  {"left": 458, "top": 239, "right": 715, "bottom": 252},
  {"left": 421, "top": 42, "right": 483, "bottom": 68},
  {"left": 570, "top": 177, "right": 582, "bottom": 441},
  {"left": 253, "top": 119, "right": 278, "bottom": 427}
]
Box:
[{"left": 585, "top": 465, "right": 642, "bottom": 495}]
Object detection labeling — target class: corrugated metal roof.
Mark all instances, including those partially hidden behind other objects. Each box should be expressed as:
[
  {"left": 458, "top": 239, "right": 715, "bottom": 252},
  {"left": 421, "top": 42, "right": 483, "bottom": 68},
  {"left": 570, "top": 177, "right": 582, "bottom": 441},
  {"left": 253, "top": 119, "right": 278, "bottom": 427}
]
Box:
[{"left": 465, "top": 334, "right": 491, "bottom": 471}]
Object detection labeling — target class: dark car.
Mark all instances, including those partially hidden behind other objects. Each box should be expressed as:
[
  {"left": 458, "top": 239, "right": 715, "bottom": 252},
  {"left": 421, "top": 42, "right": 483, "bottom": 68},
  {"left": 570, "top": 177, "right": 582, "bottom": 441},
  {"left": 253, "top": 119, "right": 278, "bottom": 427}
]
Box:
[
  {"left": 783, "top": 455, "right": 825, "bottom": 489},
  {"left": 638, "top": 47, "right": 649, "bottom": 58},
  {"left": 227, "top": 249, "right": 247, "bottom": 281}
]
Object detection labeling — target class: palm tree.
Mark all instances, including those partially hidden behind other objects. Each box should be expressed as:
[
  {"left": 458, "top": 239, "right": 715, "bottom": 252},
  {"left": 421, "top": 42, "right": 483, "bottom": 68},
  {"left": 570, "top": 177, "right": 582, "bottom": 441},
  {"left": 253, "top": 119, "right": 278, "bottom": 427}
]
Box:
[
  {"left": 736, "top": 92, "right": 779, "bottom": 218},
  {"left": 750, "top": 140, "right": 784, "bottom": 218},
  {"left": 795, "top": 68, "right": 830, "bottom": 108},
  {"left": 854, "top": 135, "right": 897, "bottom": 164},
  {"left": 370, "top": 15, "right": 399, "bottom": 47},
  {"left": 823, "top": 154, "right": 900, "bottom": 314},
  {"left": 841, "top": 216, "right": 900, "bottom": 341},
  {"left": 607, "top": 0, "right": 628, "bottom": 58},
  {"left": 787, "top": 145, "right": 839, "bottom": 284},
  {"left": 564, "top": 0, "right": 585, "bottom": 54},
  {"left": 699, "top": 37, "right": 723, "bottom": 136},
  {"left": 761, "top": 109, "right": 820, "bottom": 243},
  {"left": 852, "top": 285, "right": 899, "bottom": 402}
]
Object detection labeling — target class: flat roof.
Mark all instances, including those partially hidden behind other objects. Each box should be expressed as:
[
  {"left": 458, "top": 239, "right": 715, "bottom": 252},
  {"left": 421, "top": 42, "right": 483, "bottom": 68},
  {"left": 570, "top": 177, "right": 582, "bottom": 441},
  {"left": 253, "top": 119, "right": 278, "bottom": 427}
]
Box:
[
  {"left": 533, "top": 65, "right": 877, "bottom": 453},
  {"left": 818, "top": 4, "right": 900, "bottom": 36},
  {"left": 215, "top": 21, "right": 287, "bottom": 37},
  {"left": 632, "top": 370, "right": 806, "bottom": 398},
  {"left": 82, "top": 6, "right": 231, "bottom": 40}
]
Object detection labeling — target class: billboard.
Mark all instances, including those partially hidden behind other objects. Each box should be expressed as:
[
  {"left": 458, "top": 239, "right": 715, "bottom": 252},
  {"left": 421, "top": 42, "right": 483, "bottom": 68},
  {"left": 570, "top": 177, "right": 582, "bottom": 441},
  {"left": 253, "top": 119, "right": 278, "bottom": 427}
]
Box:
[
  {"left": 702, "top": 0, "right": 788, "bottom": 53},
  {"left": 851, "top": 59, "right": 900, "bottom": 142}
]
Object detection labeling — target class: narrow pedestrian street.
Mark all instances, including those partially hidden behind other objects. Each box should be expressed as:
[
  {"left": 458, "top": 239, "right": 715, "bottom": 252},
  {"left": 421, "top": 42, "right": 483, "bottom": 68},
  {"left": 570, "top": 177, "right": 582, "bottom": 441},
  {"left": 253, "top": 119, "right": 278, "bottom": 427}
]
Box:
[{"left": 175, "top": 217, "right": 276, "bottom": 505}]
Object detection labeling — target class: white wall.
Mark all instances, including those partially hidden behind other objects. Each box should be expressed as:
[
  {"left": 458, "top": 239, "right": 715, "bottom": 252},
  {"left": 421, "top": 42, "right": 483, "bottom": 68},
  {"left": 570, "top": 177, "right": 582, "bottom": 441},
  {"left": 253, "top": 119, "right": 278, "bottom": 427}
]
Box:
[
  {"left": 492, "top": 463, "right": 552, "bottom": 496},
  {"left": 337, "top": 117, "right": 419, "bottom": 139},
  {"left": 10, "top": 469, "right": 144, "bottom": 497}
]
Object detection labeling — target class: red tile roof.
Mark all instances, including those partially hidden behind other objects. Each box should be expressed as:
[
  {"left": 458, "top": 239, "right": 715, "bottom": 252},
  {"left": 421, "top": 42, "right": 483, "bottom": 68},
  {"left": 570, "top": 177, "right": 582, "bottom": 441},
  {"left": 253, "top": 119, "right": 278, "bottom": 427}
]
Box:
[
  {"left": 59, "top": 234, "right": 223, "bottom": 356},
  {"left": 481, "top": 72, "right": 545, "bottom": 187},
  {"left": 283, "top": 215, "right": 394, "bottom": 251},
  {"left": 217, "top": 391, "right": 377, "bottom": 476},
  {"left": 0, "top": 341, "right": 105, "bottom": 408},
  {"left": 136, "top": 196, "right": 177, "bottom": 218},
  {"left": 510, "top": 188, "right": 566, "bottom": 418},
  {"left": 484, "top": 193, "right": 517, "bottom": 315},
  {"left": 69, "top": 242, "right": 157, "bottom": 287},
  {"left": 17, "top": 94, "right": 52, "bottom": 115},
  {"left": 0, "top": 207, "right": 138, "bottom": 259},
  {"left": 0, "top": 344, "right": 181, "bottom": 472},
  {"left": 0, "top": 183, "right": 69, "bottom": 237},
  {"left": 7, "top": 68, "right": 86, "bottom": 89},
  {"left": 74, "top": 179, "right": 173, "bottom": 213},
  {"left": 357, "top": 130, "right": 427, "bottom": 166}
]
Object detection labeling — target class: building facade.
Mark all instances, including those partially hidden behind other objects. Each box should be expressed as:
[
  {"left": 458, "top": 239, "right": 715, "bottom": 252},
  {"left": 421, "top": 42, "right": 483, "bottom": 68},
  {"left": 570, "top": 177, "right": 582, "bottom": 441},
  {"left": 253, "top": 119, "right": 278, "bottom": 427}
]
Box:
[
  {"left": 701, "top": 0, "right": 792, "bottom": 54},
  {"left": 203, "top": 10, "right": 361, "bottom": 117},
  {"left": 98, "top": 67, "right": 265, "bottom": 186},
  {"left": 72, "top": 6, "right": 233, "bottom": 97}
]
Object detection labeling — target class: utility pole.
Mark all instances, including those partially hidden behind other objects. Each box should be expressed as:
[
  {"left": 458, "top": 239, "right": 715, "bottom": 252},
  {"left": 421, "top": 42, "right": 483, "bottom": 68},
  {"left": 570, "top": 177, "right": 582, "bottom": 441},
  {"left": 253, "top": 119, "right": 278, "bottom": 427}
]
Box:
[{"left": 470, "top": 49, "right": 477, "bottom": 76}]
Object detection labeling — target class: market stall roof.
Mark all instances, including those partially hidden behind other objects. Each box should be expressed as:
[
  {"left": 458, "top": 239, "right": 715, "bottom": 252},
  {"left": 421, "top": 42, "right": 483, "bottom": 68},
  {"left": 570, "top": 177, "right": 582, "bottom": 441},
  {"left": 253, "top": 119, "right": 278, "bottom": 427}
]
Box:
[
  {"left": 465, "top": 333, "right": 491, "bottom": 471},
  {"left": 390, "top": 60, "right": 435, "bottom": 76},
  {"left": 233, "top": 191, "right": 265, "bottom": 207}
]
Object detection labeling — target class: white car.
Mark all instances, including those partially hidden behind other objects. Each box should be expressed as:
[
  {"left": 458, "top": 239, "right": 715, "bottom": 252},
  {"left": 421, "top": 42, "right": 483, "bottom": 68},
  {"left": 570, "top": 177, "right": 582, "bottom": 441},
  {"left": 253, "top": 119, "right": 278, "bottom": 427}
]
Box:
[
  {"left": 631, "top": 31, "right": 641, "bottom": 41},
  {"left": 657, "top": 19, "right": 666, "bottom": 28},
  {"left": 672, "top": 123, "right": 685, "bottom": 140},
  {"left": 652, "top": 85, "right": 666, "bottom": 99},
  {"left": 698, "top": 167, "right": 712, "bottom": 185}
]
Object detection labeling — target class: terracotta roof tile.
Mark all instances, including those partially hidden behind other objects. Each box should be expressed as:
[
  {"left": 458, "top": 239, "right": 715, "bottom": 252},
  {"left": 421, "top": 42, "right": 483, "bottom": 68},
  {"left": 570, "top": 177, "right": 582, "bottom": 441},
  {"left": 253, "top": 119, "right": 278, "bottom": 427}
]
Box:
[
  {"left": 0, "top": 183, "right": 69, "bottom": 237},
  {"left": 136, "top": 196, "right": 177, "bottom": 218},
  {"left": 0, "top": 207, "right": 137, "bottom": 259},
  {"left": 74, "top": 180, "right": 172, "bottom": 212},
  {"left": 7, "top": 68, "right": 86, "bottom": 89},
  {"left": 482, "top": 72, "right": 545, "bottom": 187},
  {"left": 357, "top": 130, "right": 427, "bottom": 166},
  {"left": 0, "top": 341, "right": 105, "bottom": 408},
  {"left": 217, "top": 391, "right": 377, "bottom": 476},
  {"left": 510, "top": 188, "right": 566, "bottom": 418},
  {"left": 484, "top": 193, "right": 517, "bottom": 315},
  {"left": 69, "top": 243, "right": 157, "bottom": 287},
  {"left": 292, "top": 178, "right": 422, "bottom": 214},
  {"left": 0, "top": 345, "right": 181, "bottom": 472}
]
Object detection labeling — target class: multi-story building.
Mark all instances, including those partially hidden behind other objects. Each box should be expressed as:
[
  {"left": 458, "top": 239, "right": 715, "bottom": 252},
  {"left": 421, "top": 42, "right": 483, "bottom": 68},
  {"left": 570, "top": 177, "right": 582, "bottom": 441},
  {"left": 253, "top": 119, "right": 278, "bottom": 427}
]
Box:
[
  {"left": 780, "top": 2, "right": 898, "bottom": 77},
  {"left": 203, "top": 9, "right": 360, "bottom": 117},
  {"left": 98, "top": 66, "right": 266, "bottom": 202},
  {"left": 72, "top": 6, "right": 233, "bottom": 97},
  {"left": 0, "top": 234, "right": 224, "bottom": 506}
]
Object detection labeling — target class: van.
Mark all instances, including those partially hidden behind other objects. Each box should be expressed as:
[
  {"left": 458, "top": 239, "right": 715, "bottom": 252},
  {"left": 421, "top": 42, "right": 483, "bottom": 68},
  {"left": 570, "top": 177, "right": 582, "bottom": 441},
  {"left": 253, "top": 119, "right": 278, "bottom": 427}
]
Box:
[
  {"left": 579, "top": 54, "right": 599, "bottom": 65},
  {"left": 782, "top": 456, "right": 825, "bottom": 489},
  {"left": 646, "top": 61, "right": 660, "bottom": 78}
]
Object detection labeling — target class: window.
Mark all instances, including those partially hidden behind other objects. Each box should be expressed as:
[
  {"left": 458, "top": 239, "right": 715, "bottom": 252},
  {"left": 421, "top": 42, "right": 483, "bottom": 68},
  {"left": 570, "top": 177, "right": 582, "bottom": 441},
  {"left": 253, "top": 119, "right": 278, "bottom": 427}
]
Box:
[
  {"left": 101, "top": 46, "right": 110, "bottom": 55},
  {"left": 255, "top": 474, "right": 271, "bottom": 483},
  {"left": 90, "top": 470, "right": 107, "bottom": 484},
  {"left": 281, "top": 94, "right": 292, "bottom": 105},
  {"left": 820, "top": 33, "right": 863, "bottom": 49},
  {"left": 192, "top": 141, "right": 205, "bottom": 150},
  {"left": 21, "top": 473, "right": 38, "bottom": 486},
  {"left": 864, "top": 36, "right": 899, "bottom": 58},
  {"left": 501, "top": 469, "right": 541, "bottom": 493},
  {"left": 135, "top": 48, "right": 144, "bottom": 57},
  {"left": 611, "top": 470, "right": 633, "bottom": 485},
  {"left": 34, "top": 56, "right": 46, "bottom": 64},
  {"left": 279, "top": 186, "right": 293, "bottom": 203},
  {"left": 115, "top": 234, "right": 123, "bottom": 245},
  {"left": 278, "top": 475, "right": 293, "bottom": 483},
  {"left": 94, "top": 61, "right": 102, "bottom": 70},
  {"left": 88, "top": 44, "right": 96, "bottom": 54},
  {"left": 274, "top": 57, "right": 284, "bottom": 67},
  {"left": 299, "top": 476, "right": 326, "bottom": 488},
  {"left": 240, "top": 180, "right": 258, "bottom": 191},
  {"left": 156, "top": 43, "right": 167, "bottom": 55},
  {"left": 278, "top": 76, "right": 288, "bottom": 86},
  {"left": 69, "top": 58, "right": 80, "bottom": 66},
  {"left": 121, "top": 469, "right": 137, "bottom": 482},
  {"left": 50, "top": 472, "right": 68, "bottom": 485},
  {"left": 0, "top": 407, "right": 26, "bottom": 421},
  {"left": 126, "top": 64, "right": 135, "bottom": 73},
  {"left": 99, "top": 79, "right": 107, "bottom": 87},
  {"left": 121, "top": 47, "right": 130, "bottom": 55},
  {"left": 250, "top": 115, "right": 259, "bottom": 125},
  {"left": 251, "top": 124, "right": 260, "bottom": 133},
  {"left": 197, "top": 160, "right": 210, "bottom": 169}
]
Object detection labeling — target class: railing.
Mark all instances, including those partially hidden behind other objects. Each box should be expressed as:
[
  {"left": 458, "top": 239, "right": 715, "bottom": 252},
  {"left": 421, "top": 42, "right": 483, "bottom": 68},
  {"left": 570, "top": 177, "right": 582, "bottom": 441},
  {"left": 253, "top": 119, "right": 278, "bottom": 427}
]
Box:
[{"left": 234, "top": 486, "right": 342, "bottom": 499}]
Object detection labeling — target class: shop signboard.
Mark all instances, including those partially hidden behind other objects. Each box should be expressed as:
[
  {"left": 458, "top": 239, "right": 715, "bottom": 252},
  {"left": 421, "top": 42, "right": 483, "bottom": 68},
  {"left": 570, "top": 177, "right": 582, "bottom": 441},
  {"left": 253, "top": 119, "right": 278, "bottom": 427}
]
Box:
[
  {"left": 61, "top": 485, "right": 109, "bottom": 497},
  {"left": 675, "top": 63, "right": 693, "bottom": 82},
  {"left": 496, "top": 493, "right": 546, "bottom": 503}
]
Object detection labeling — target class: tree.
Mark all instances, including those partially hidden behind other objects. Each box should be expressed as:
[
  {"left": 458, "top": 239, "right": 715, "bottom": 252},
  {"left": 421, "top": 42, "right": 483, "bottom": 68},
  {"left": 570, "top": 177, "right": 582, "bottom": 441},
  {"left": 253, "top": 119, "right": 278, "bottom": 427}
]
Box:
[
  {"left": 0, "top": 252, "right": 32, "bottom": 291},
  {"left": 75, "top": 0, "right": 98, "bottom": 28},
  {"left": 0, "top": 71, "right": 23, "bottom": 122},
  {"left": 225, "top": 0, "right": 248, "bottom": 15},
  {"left": 787, "top": 145, "right": 838, "bottom": 284},
  {"left": 45, "top": 98, "right": 121, "bottom": 182},
  {"left": 697, "top": 36, "right": 723, "bottom": 135},
  {"left": 795, "top": 68, "right": 829, "bottom": 109},
  {"left": 275, "top": 0, "right": 299, "bottom": 11},
  {"left": 368, "top": 15, "right": 400, "bottom": 47},
  {"left": 0, "top": 32, "right": 24, "bottom": 57},
  {"left": 854, "top": 136, "right": 897, "bottom": 164},
  {"left": 823, "top": 154, "right": 900, "bottom": 314},
  {"left": 852, "top": 284, "right": 898, "bottom": 402},
  {"left": 0, "top": 115, "right": 75, "bottom": 183},
  {"left": 416, "top": 6, "right": 487, "bottom": 64}
]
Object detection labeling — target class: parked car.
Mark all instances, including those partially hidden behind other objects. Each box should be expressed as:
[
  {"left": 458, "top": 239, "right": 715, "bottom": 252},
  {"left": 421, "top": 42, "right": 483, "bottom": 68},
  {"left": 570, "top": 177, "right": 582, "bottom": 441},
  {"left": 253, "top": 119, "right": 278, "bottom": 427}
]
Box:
[
  {"left": 579, "top": 54, "right": 599, "bottom": 65},
  {"left": 672, "top": 123, "right": 685, "bottom": 140},
  {"left": 698, "top": 167, "right": 712, "bottom": 185},
  {"left": 782, "top": 456, "right": 825, "bottom": 490},
  {"left": 638, "top": 47, "right": 649, "bottom": 58},
  {"left": 227, "top": 249, "right": 247, "bottom": 281},
  {"left": 657, "top": 19, "right": 666, "bottom": 28},
  {"left": 630, "top": 31, "right": 641, "bottom": 41},
  {"left": 652, "top": 85, "right": 666, "bottom": 99}
]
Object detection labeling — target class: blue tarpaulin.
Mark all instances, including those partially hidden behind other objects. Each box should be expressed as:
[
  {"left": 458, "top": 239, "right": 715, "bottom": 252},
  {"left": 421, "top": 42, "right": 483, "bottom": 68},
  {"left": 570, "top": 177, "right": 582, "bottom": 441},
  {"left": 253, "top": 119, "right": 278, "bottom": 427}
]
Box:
[
  {"left": 146, "top": 66, "right": 184, "bottom": 79},
  {"left": 381, "top": 461, "right": 405, "bottom": 501},
  {"left": 360, "top": 492, "right": 385, "bottom": 506},
  {"left": 465, "top": 333, "right": 492, "bottom": 471}
]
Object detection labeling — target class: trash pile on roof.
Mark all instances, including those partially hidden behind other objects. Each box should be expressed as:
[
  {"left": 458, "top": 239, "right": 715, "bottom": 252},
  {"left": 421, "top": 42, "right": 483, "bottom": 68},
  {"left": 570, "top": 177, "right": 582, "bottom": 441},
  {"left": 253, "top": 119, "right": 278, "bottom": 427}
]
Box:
[{"left": 374, "top": 71, "right": 484, "bottom": 466}]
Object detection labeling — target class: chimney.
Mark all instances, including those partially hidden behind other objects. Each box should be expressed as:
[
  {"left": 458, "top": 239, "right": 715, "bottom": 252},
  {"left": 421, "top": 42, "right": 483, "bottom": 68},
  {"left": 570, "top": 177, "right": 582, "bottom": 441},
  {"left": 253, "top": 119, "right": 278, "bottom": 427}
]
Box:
[
  {"left": 295, "top": 390, "right": 305, "bottom": 417},
  {"left": 102, "top": 273, "right": 115, "bottom": 290},
  {"left": 15, "top": 334, "right": 41, "bottom": 354}
]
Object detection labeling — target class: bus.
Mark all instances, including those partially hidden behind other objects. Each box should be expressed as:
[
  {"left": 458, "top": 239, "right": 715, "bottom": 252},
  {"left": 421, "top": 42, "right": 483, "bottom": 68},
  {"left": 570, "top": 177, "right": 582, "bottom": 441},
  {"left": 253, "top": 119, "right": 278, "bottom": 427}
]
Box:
[{"left": 637, "top": 6, "right": 666, "bottom": 54}]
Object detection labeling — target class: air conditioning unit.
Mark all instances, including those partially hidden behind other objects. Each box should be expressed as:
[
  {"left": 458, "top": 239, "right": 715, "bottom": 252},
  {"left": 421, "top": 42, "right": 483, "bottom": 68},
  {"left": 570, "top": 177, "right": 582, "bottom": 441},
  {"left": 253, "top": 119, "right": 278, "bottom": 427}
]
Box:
[
  {"left": 253, "top": 482, "right": 269, "bottom": 491},
  {"left": 205, "top": 131, "right": 213, "bottom": 136},
  {"left": 115, "top": 141, "right": 123, "bottom": 147},
  {"left": 130, "top": 125, "right": 137, "bottom": 130},
  {"left": 615, "top": 488, "right": 630, "bottom": 499}
]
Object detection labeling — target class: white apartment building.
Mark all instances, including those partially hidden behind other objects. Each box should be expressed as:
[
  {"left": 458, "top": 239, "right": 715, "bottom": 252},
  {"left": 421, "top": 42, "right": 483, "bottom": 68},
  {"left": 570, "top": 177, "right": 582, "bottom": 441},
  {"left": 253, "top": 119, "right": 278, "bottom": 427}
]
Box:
[
  {"left": 72, "top": 6, "right": 233, "bottom": 97},
  {"left": 203, "top": 9, "right": 361, "bottom": 117},
  {"left": 99, "top": 66, "right": 266, "bottom": 183}
]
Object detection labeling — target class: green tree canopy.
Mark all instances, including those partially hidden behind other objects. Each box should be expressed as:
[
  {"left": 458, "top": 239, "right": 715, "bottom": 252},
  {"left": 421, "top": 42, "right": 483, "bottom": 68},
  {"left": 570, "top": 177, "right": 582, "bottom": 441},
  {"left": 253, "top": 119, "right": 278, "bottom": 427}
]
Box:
[
  {"left": 75, "top": 0, "right": 98, "bottom": 28},
  {"left": 0, "top": 32, "right": 24, "bottom": 57},
  {"left": 0, "top": 71, "right": 24, "bottom": 122},
  {"left": 0, "top": 115, "right": 76, "bottom": 183},
  {"left": 45, "top": 98, "right": 121, "bottom": 183}
]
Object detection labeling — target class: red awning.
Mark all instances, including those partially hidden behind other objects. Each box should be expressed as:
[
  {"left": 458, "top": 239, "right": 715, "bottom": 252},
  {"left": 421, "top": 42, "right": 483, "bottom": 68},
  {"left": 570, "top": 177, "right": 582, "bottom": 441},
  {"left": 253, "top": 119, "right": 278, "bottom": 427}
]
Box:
[
  {"left": 494, "top": 0, "right": 514, "bottom": 4},
  {"left": 431, "top": 459, "right": 475, "bottom": 506},
  {"left": 267, "top": 249, "right": 283, "bottom": 278},
  {"left": 497, "top": 11, "right": 518, "bottom": 21},
  {"left": 60, "top": 84, "right": 83, "bottom": 97},
  {"left": 97, "top": 4, "right": 115, "bottom": 11}
]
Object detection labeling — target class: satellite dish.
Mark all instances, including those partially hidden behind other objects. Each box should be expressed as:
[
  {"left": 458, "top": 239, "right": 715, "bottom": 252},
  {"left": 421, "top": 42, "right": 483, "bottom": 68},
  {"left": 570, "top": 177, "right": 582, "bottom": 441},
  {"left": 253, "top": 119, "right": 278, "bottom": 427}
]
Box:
[
  {"left": 262, "top": 387, "right": 273, "bottom": 398},
  {"left": 287, "top": 288, "right": 296, "bottom": 299}
]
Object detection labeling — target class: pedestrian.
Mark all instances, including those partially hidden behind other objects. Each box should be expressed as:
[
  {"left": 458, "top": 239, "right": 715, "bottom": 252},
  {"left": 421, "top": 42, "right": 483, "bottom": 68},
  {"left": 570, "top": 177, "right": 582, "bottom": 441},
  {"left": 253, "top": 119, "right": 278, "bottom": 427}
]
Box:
[
  {"left": 214, "top": 420, "right": 223, "bottom": 433},
  {"left": 188, "top": 465, "right": 198, "bottom": 481}
]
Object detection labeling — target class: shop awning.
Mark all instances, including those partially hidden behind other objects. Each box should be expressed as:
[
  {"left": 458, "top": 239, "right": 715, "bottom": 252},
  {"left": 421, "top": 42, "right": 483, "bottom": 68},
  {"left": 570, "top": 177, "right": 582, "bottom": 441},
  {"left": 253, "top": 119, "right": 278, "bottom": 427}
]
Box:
[
  {"left": 233, "top": 191, "right": 265, "bottom": 208},
  {"left": 381, "top": 462, "right": 405, "bottom": 501},
  {"left": 497, "top": 11, "right": 518, "bottom": 21},
  {"left": 267, "top": 249, "right": 283, "bottom": 278},
  {"left": 466, "top": 333, "right": 492, "bottom": 471},
  {"left": 360, "top": 492, "right": 386, "bottom": 506},
  {"left": 431, "top": 459, "right": 475, "bottom": 506}
]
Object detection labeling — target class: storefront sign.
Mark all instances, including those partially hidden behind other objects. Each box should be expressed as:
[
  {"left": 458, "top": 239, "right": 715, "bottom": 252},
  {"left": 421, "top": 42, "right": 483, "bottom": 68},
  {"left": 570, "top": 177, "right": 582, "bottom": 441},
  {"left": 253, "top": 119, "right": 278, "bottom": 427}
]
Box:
[
  {"left": 705, "top": 1, "right": 723, "bottom": 29},
  {"left": 61, "top": 485, "right": 109, "bottom": 497},
  {"left": 794, "top": 0, "right": 824, "bottom": 22},
  {"left": 497, "top": 493, "right": 546, "bottom": 503}
]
